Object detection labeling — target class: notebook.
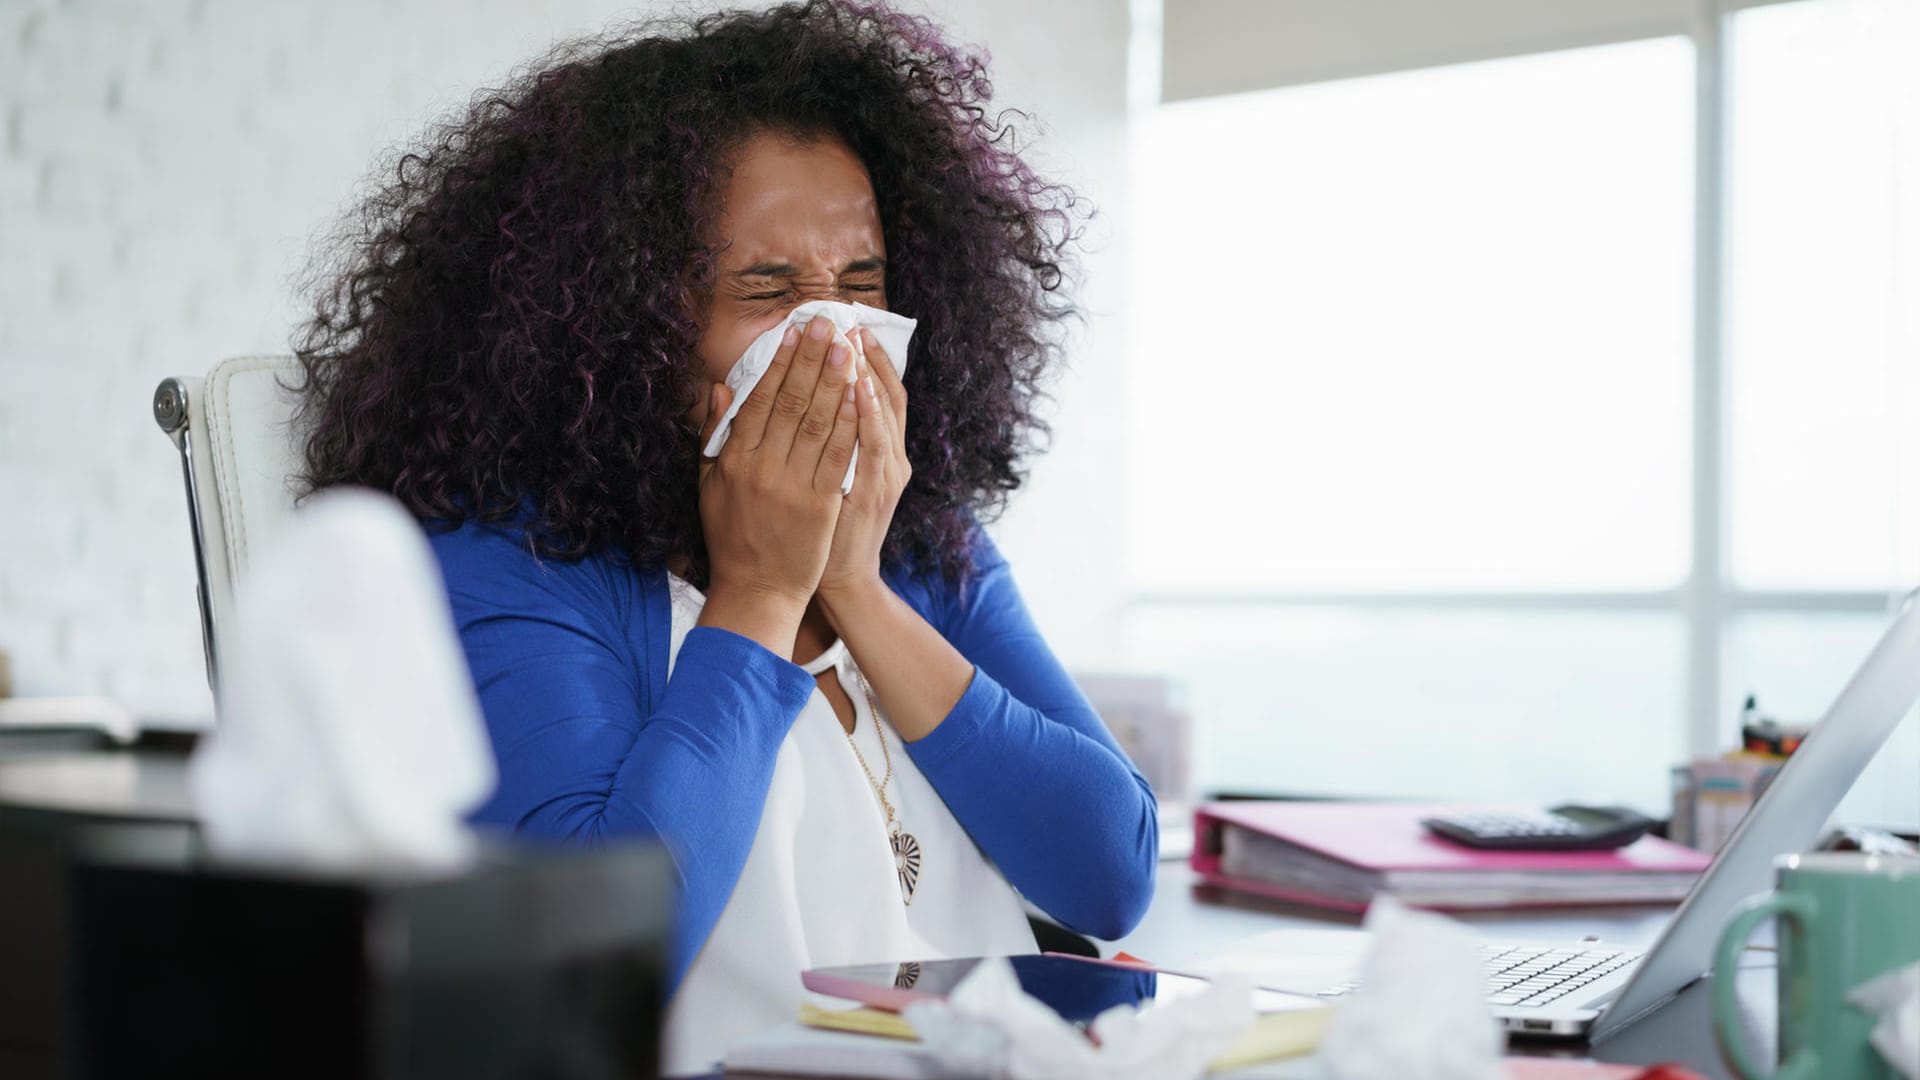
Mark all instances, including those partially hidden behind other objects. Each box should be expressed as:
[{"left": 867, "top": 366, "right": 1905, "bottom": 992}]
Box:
[{"left": 1193, "top": 802, "right": 1711, "bottom": 911}]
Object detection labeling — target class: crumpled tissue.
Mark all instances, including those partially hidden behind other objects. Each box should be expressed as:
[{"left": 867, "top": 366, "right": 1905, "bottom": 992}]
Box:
[
  {"left": 900, "top": 957, "right": 1254, "bottom": 1080},
  {"left": 701, "top": 299, "right": 917, "bottom": 493},
  {"left": 191, "top": 487, "right": 497, "bottom": 872},
  {"left": 1849, "top": 961, "right": 1920, "bottom": 1080},
  {"left": 1319, "top": 897, "right": 1505, "bottom": 1080}
]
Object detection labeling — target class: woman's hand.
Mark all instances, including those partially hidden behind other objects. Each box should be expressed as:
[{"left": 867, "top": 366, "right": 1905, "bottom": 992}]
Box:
[
  {"left": 696, "top": 315, "right": 862, "bottom": 655},
  {"left": 817, "top": 326, "right": 911, "bottom": 616}
]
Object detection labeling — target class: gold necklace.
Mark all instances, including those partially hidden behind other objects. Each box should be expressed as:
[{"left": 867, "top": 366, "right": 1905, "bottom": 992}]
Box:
[{"left": 842, "top": 671, "right": 921, "bottom": 905}]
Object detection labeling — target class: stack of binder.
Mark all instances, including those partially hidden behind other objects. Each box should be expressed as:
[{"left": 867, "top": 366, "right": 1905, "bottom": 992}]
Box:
[{"left": 1193, "top": 802, "right": 1710, "bottom": 911}]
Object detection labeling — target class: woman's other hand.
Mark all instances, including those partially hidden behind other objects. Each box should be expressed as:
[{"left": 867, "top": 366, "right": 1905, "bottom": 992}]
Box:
[
  {"left": 697, "top": 314, "right": 861, "bottom": 655},
  {"left": 818, "top": 326, "right": 911, "bottom": 613}
]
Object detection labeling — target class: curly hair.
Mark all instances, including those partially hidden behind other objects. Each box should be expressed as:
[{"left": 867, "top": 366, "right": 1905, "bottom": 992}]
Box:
[{"left": 292, "top": 0, "right": 1083, "bottom": 584}]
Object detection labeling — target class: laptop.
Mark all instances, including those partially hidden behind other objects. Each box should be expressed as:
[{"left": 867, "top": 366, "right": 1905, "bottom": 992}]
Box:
[{"left": 1251, "top": 587, "right": 1920, "bottom": 1040}]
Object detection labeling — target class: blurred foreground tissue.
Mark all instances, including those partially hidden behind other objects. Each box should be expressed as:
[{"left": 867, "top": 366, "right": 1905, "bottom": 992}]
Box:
[
  {"left": 192, "top": 488, "right": 496, "bottom": 871},
  {"left": 1850, "top": 961, "right": 1920, "bottom": 1080},
  {"left": 1319, "top": 897, "right": 1504, "bottom": 1080},
  {"left": 903, "top": 958, "right": 1253, "bottom": 1080}
]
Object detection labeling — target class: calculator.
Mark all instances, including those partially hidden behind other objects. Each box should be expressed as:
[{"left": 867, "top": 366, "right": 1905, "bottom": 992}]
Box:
[{"left": 1420, "top": 805, "right": 1659, "bottom": 851}]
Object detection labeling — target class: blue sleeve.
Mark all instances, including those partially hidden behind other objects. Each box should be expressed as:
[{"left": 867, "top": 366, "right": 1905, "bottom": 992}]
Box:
[
  {"left": 429, "top": 522, "right": 815, "bottom": 986},
  {"left": 900, "top": 530, "right": 1159, "bottom": 940}
]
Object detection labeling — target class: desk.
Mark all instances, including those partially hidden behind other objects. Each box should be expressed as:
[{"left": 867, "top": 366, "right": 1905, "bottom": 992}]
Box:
[
  {"left": 723, "top": 864, "right": 1774, "bottom": 1079},
  {"left": 0, "top": 747, "right": 1774, "bottom": 1079},
  {"left": 0, "top": 743, "right": 673, "bottom": 1080},
  {"left": 1107, "top": 860, "right": 1774, "bottom": 1080}
]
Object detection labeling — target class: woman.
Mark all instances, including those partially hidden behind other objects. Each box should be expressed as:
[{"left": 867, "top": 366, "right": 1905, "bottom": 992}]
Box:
[{"left": 292, "top": 1, "right": 1156, "bottom": 1070}]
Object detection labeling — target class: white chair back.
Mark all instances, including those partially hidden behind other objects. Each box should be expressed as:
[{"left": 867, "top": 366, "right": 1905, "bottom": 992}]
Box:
[{"left": 153, "top": 355, "right": 307, "bottom": 688}]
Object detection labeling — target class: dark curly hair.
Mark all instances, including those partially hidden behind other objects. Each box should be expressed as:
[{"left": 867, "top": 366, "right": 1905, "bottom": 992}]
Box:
[{"left": 292, "top": 0, "right": 1083, "bottom": 584}]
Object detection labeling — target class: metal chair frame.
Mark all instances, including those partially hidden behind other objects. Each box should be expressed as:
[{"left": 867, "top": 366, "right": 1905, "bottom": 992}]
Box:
[{"left": 152, "top": 377, "right": 221, "bottom": 691}]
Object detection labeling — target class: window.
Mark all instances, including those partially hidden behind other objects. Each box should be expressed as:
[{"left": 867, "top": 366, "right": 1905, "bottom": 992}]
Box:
[
  {"left": 1724, "top": 0, "right": 1920, "bottom": 827},
  {"left": 1727, "top": 0, "right": 1920, "bottom": 593},
  {"left": 1127, "top": 40, "right": 1693, "bottom": 595},
  {"left": 1127, "top": 1, "right": 1919, "bottom": 828}
]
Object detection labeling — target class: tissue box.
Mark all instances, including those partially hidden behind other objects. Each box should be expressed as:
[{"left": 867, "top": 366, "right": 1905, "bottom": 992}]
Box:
[{"left": 68, "top": 834, "right": 673, "bottom": 1080}]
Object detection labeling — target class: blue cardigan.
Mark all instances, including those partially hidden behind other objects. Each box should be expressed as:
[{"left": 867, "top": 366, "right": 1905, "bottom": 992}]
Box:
[{"left": 428, "top": 519, "right": 1159, "bottom": 987}]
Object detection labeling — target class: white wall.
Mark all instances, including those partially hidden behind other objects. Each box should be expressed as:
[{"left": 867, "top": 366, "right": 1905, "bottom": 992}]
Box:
[
  {"left": 918, "top": 0, "right": 1134, "bottom": 673},
  {"left": 0, "top": 0, "right": 1131, "bottom": 719}
]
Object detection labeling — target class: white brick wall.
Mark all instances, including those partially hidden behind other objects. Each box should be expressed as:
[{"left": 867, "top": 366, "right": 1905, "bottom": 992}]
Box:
[{"left": 0, "top": 0, "right": 1132, "bottom": 722}]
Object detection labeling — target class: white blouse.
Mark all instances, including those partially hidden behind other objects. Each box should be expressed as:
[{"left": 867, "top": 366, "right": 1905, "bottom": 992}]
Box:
[{"left": 659, "top": 575, "right": 1037, "bottom": 1076}]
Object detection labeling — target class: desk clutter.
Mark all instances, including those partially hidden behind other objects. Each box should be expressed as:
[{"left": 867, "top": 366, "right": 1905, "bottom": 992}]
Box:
[
  {"left": 0, "top": 637, "right": 151, "bottom": 745},
  {"left": 1666, "top": 696, "right": 1801, "bottom": 853},
  {"left": 1191, "top": 801, "right": 1709, "bottom": 912},
  {"left": 1662, "top": 694, "right": 1920, "bottom": 859},
  {"left": 0, "top": 695, "right": 141, "bottom": 743},
  {"left": 720, "top": 904, "right": 1716, "bottom": 1080}
]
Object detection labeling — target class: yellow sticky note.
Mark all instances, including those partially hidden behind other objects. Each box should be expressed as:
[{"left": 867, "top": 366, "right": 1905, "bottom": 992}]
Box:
[
  {"left": 797, "top": 1002, "right": 920, "bottom": 1041},
  {"left": 1209, "top": 1007, "right": 1333, "bottom": 1071}
]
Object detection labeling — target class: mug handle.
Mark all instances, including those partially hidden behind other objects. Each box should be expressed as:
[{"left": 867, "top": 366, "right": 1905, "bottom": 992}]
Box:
[{"left": 1712, "top": 891, "right": 1818, "bottom": 1080}]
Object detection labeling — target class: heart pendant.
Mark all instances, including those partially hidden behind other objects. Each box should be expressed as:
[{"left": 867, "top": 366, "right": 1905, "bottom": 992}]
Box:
[{"left": 890, "top": 829, "right": 921, "bottom": 905}]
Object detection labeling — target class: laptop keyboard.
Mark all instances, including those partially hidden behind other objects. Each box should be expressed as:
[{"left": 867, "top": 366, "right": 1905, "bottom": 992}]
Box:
[{"left": 1316, "top": 943, "right": 1644, "bottom": 1009}]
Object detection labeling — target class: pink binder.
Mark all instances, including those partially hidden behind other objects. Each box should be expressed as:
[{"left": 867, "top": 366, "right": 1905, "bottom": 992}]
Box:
[{"left": 1191, "top": 801, "right": 1711, "bottom": 913}]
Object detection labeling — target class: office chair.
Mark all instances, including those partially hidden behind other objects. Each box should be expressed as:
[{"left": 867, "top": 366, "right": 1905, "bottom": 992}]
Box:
[
  {"left": 152, "top": 356, "right": 309, "bottom": 691},
  {"left": 155, "top": 360, "right": 1109, "bottom": 958}
]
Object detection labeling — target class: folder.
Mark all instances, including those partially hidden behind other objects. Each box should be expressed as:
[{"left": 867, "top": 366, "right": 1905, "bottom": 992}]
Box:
[{"left": 1192, "top": 802, "right": 1711, "bottom": 912}]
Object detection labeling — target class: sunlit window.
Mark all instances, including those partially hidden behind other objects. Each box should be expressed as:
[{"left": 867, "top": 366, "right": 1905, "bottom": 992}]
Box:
[
  {"left": 1727, "top": 0, "right": 1920, "bottom": 592},
  {"left": 1125, "top": 39, "right": 1696, "bottom": 810},
  {"left": 1127, "top": 39, "right": 1694, "bottom": 595},
  {"left": 1126, "top": 4, "right": 1920, "bottom": 828}
]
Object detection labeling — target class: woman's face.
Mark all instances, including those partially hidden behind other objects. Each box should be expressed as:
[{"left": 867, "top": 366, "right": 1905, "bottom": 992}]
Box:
[{"left": 692, "top": 131, "right": 889, "bottom": 423}]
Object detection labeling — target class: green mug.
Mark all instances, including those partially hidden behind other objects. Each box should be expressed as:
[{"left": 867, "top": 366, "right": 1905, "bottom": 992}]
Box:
[{"left": 1712, "top": 851, "right": 1920, "bottom": 1080}]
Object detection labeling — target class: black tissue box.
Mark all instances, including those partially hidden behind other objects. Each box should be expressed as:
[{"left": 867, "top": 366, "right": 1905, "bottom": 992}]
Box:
[{"left": 69, "top": 831, "right": 673, "bottom": 1080}]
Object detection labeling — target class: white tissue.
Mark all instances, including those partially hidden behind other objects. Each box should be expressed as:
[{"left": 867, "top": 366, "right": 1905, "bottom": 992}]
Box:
[
  {"left": 700, "top": 299, "right": 917, "bottom": 494},
  {"left": 191, "top": 488, "right": 497, "bottom": 872},
  {"left": 1850, "top": 961, "right": 1920, "bottom": 1080},
  {"left": 1319, "top": 897, "right": 1504, "bottom": 1080},
  {"left": 901, "top": 958, "right": 1254, "bottom": 1080}
]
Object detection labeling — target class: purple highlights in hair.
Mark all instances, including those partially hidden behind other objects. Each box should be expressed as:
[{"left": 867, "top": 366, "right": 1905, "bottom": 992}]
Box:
[{"left": 292, "top": 0, "right": 1082, "bottom": 583}]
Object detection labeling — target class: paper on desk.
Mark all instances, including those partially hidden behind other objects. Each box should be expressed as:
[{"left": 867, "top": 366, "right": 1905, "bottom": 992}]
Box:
[
  {"left": 1319, "top": 897, "right": 1504, "bottom": 1080},
  {"left": 900, "top": 956, "right": 1255, "bottom": 1080},
  {"left": 700, "top": 300, "right": 917, "bottom": 494},
  {"left": 191, "top": 488, "right": 496, "bottom": 872},
  {"left": 794, "top": 996, "right": 1327, "bottom": 1076},
  {"left": 1187, "top": 926, "right": 1377, "bottom": 998},
  {"left": 1849, "top": 960, "right": 1920, "bottom": 1080}
]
